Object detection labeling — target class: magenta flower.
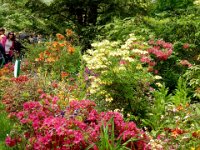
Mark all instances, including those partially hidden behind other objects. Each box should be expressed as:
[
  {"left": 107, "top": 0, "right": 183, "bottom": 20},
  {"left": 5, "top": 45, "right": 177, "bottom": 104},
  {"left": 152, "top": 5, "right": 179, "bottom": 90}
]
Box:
[{"left": 5, "top": 136, "right": 17, "bottom": 147}]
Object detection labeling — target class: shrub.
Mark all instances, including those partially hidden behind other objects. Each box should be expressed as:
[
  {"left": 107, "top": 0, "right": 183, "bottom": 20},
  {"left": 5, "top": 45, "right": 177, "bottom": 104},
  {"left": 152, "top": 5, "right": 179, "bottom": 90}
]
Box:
[
  {"left": 6, "top": 98, "right": 150, "bottom": 150},
  {"left": 83, "top": 37, "right": 154, "bottom": 119}
]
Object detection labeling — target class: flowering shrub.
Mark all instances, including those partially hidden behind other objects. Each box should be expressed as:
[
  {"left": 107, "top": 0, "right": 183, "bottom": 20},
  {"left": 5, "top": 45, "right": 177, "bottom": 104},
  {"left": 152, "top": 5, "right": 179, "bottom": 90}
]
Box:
[
  {"left": 140, "top": 82, "right": 200, "bottom": 149},
  {"left": 140, "top": 39, "right": 173, "bottom": 74},
  {"left": 83, "top": 39, "right": 154, "bottom": 118},
  {"left": 149, "top": 103, "right": 200, "bottom": 149},
  {"left": 6, "top": 98, "right": 150, "bottom": 149},
  {"left": 33, "top": 29, "right": 81, "bottom": 79},
  {"left": 1, "top": 74, "right": 45, "bottom": 118},
  {"left": 0, "top": 63, "right": 14, "bottom": 77}
]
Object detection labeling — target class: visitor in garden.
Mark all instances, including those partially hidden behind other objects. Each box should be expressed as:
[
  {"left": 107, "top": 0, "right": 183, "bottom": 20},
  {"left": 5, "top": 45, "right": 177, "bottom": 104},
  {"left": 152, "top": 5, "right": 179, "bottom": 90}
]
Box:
[
  {"left": 0, "top": 27, "right": 6, "bottom": 43},
  {"left": 1, "top": 32, "right": 16, "bottom": 64},
  {"left": 14, "top": 35, "right": 26, "bottom": 59}
]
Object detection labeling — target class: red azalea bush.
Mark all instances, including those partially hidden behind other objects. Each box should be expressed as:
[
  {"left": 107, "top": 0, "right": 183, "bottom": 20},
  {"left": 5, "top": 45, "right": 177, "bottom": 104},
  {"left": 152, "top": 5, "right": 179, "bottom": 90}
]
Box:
[{"left": 5, "top": 95, "right": 150, "bottom": 150}]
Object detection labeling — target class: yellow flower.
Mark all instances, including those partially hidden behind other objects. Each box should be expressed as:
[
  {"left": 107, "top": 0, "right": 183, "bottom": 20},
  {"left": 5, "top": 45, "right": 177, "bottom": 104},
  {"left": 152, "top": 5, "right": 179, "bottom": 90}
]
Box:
[
  {"left": 156, "top": 82, "right": 162, "bottom": 87},
  {"left": 136, "top": 64, "right": 143, "bottom": 70}
]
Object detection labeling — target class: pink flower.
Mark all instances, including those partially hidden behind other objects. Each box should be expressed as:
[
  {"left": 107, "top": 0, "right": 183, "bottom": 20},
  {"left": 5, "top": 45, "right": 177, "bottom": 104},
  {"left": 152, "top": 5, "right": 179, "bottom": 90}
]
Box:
[
  {"left": 162, "top": 42, "right": 173, "bottom": 49},
  {"left": 156, "top": 40, "right": 165, "bottom": 45},
  {"left": 52, "top": 96, "right": 59, "bottom": 103},
  {"left": 180, "top": 60, "right": 192, "bottom": 67},
  {"left": 154, "top": 70, "right": 159, "bottom": 74},
  {"left": 140, "top": 57, "right": 151, "bottom": 63},
  {"left": 119, "top": 60, "right": 127, "bottom": 65},
  {"left": 39, "top": 93, "right": 47, "bottom": 99},
  {"left": 167, "top": 49, "right": 173, "bottom": 56},
  {"left": 16, "top": 111, "right": 25, "bottom": 120},
  {"left": 74, "top": 131, "right": 83, "bottom": 144}
]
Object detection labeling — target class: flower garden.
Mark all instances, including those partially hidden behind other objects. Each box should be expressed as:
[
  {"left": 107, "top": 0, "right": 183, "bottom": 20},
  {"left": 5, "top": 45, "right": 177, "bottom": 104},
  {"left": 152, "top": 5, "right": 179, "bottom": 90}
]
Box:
[{"left": 0, "top": 28, "right": 200, "bottom": 150}]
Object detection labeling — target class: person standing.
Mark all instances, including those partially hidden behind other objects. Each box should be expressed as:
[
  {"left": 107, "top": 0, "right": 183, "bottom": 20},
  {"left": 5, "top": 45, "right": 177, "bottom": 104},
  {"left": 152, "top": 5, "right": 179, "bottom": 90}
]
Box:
[
  {"left": 0, "top": 28, "right": 6, "bottom": 43},
  {"left": 1, "top": 32, "right": 16, "bottom": 64}
]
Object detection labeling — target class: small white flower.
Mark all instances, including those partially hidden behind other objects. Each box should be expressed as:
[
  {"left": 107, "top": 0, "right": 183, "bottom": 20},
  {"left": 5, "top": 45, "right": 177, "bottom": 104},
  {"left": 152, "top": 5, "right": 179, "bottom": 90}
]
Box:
[{"left": 154, "top": 75, "right": 162, "bottom": 80}]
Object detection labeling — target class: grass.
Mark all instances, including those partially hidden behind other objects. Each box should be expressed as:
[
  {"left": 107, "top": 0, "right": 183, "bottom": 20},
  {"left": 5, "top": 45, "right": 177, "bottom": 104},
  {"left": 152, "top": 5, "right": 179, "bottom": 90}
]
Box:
[{"left": 0, "top": 103, "right": 13, "bottom": 150}]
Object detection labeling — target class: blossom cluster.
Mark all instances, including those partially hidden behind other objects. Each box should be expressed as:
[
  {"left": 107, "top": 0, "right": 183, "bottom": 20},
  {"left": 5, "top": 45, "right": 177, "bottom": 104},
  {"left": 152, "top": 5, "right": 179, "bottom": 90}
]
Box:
[
  {"left": 6, "top": 96, "right": 150, "bottom": 149},
  {"left": 35, "top": 30, "right": 75, "bottom": 63},
  {"left": 82, "top": 40, "right": 142, "bottom": 102},
  {"left": 0, "top": 62, "right": 14, "bottom": 76},
  {"left": 179, "top": 59, "right": 192, "bottom": 67},
  {"left": 11, "top": 75, "right": 29, "bottom": 83},
  {"left": 139, "top": 39, "right": 173, "bottom": 74}
]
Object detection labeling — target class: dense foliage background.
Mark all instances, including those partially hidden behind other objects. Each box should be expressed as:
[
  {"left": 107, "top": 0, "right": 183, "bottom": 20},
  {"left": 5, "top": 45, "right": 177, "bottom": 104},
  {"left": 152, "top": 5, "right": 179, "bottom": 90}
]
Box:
[{"left": 0, "top": 0, "right": 200, "bottom": 149}]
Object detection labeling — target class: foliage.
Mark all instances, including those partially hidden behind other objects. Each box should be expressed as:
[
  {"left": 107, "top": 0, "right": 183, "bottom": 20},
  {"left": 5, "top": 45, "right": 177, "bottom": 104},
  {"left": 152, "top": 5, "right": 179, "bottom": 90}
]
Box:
[
  {"left": 184, "top": 65, "right": 200, "bottom": 100},
  {"left": 142, "top": 82, "right": 200, "bottom": 149},
  {"left": 153, "top": 0, "right": 195, "bottom": 12},
  {"left": 96, "top": 17, "right": 153, "bottom": 42},
  {"left": 143, "top": 7, "right": 200, "bottom": 64},
  {"left": 0, "top": 103, "right": 13, "bottom": 150},
  {"left": 149, "top": 103, "right": 200, "bottom": 149},
  {"left": 83, "top": 37, "right": 154, "bottom": 119}
]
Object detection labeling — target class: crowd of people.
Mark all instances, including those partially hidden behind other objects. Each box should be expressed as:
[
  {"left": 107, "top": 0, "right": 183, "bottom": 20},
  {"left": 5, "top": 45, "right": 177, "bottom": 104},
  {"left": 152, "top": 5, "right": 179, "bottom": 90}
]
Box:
[
  {"left": 0, "top": 27, "right": 46, "bottom": 67},
  {"left": 0, "top": 28, "right": 25, "bottom": 66}
]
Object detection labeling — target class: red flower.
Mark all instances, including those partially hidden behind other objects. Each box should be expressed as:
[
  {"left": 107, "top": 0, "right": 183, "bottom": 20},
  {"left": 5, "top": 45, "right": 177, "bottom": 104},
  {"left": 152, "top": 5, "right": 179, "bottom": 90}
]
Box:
[
  {"left": 192, "top": 131, "right": 200, "bottom": 139},
  {"left": 183, "top": 43, "right": 190, "bottom": 49}
]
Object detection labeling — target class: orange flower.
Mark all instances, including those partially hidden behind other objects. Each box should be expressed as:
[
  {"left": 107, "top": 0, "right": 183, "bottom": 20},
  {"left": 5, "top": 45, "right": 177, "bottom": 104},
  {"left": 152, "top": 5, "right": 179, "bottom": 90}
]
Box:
[
  {"left": 59, "top": 43, "right": 65, "bottom": 47},
  {"left": 186, "top": 102, "right": 190, "bottom": 107},
  {"left": 176, "top": 105, "right": 183, "bottom": 111},
  {"left": 61, "top": 71, "right": 69, "bottom": 78},
  {"left": 56, "top": 33, "right": 65, "bottom": 40},
  {"left": 37, "top": 88, "right": 44, "bottom": 94},
  {"left": 52, "top": 41, "right": 59, "bottom": 48},
  {"left": 67, "top": 45, "right": 75, "bottom": 54},
  {"left": 39, "top": 52, "right": 44, "bottom": 58},
  {"left": 45, "top": 50, "right": 51, "bottom": 56},
  {"left": 171, "top": 128, "right": 186, "bottom": 138},
  {"left": 66, "top": 29, "right": 73, "bottom": 36}
]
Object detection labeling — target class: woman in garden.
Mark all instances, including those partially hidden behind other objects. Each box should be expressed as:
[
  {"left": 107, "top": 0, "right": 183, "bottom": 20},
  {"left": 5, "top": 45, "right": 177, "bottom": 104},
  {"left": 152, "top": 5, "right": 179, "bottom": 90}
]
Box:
[{"left": 1, "top": 32, "right": 16, "bottom": 64}]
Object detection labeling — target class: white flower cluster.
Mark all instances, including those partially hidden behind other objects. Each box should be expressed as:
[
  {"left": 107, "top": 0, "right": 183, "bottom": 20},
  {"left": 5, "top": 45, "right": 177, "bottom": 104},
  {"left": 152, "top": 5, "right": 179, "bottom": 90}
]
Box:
[
  {"left": 121, "top": 33, "right": 148, "bottom": 55},
  {"left": 83, "top": 40, "right": 135, "bottom": 72},
  {"left": 148, "top": 139, "right": 164, "bottom": 149},
  {"left": 83, "top": 39, "right": 137, "bottom": 102}
]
